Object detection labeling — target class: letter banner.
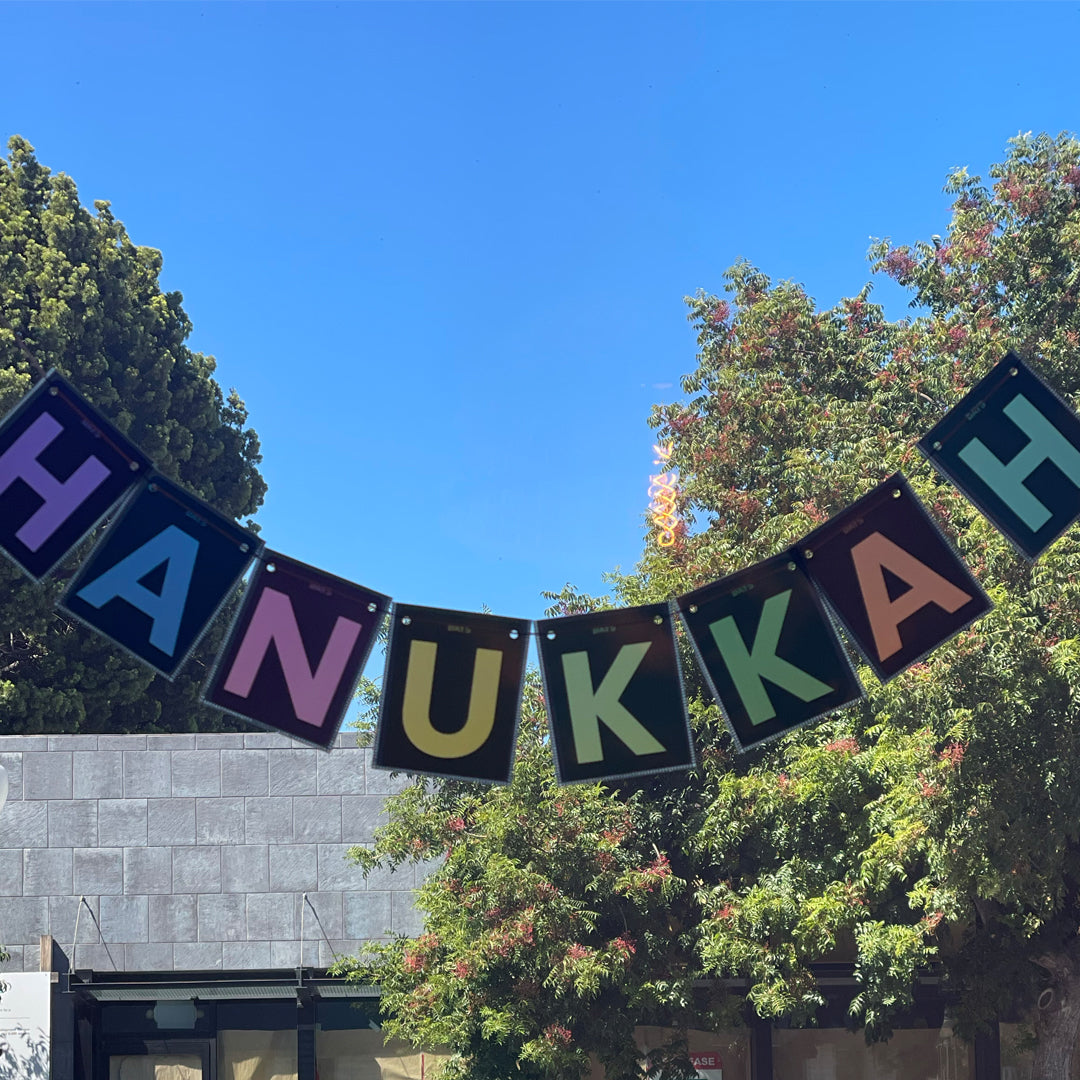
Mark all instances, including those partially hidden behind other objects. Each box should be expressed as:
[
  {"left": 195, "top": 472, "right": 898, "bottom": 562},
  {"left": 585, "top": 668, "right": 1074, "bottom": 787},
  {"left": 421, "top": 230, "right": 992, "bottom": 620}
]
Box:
[
  {"left": 796, "top": 474, "right": 992, "bottom": 682},
  {"left": 676, "top": 554, "right": 864, "bottom": 752},
  {"left": 919, "top": 352, "right": 1080, "bottom": 560},
  {"left": 62, "top": 475, "right": 261, "bottom": 679},
  {"left": 202, "top": 551, "right": 390, "bottom": 750},
  {"left": 374, "top": 605, "right": 529, "bottom": 784},
  {"left": 0, "top": 369, "right": 150, "bottom": 581},
  {"left": 536, "top": 603, "right": 695, "bottom": 785}
]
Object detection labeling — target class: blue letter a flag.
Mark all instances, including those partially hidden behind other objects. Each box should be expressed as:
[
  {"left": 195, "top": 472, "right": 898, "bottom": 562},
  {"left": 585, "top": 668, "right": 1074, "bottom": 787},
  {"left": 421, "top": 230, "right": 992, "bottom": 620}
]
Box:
[{"left": 63, "top": 476, "right": 260, "bottom": 678}]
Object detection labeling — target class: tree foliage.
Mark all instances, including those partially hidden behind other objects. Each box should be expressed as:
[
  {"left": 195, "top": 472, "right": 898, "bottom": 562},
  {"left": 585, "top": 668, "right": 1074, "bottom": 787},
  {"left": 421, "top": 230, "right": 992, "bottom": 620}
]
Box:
[
  {"left": 0, "top": 136, "right": 266, "bottom": 733},
  {"left": 343, "top": 132, "right": 1080, "bottom": 1077}
]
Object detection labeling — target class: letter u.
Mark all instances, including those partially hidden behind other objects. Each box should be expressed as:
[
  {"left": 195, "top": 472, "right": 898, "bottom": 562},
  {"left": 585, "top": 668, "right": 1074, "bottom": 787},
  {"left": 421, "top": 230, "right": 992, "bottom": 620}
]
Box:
[{"left": 401, "top": 641, "right": 503, "bottom": 758}]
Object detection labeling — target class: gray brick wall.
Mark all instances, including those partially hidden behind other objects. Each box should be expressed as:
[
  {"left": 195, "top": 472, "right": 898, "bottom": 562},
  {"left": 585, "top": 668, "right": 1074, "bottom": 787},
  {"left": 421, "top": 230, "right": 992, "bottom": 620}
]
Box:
[{"left": 0, "top": 733, "right": 429, "bottom": 973}]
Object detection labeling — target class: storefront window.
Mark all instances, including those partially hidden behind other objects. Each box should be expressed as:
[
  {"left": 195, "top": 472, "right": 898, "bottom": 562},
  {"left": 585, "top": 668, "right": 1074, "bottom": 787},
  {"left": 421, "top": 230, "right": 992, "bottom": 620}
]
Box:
[
  {"left": 109, "top": 1056, "right": 203, "bottom": 1080},
  {"left": 772, "top": 1024, "right": 972, "bottom": 1079},
  {"left": 586, "top": 1026, "right": 750, "bottom": 1079},
  {"left": 217, "top": 1029, "right": 298, "bottom": 1080},
  {"left": 315, "top": 1028, "right": 450, "bottom": 1079}
]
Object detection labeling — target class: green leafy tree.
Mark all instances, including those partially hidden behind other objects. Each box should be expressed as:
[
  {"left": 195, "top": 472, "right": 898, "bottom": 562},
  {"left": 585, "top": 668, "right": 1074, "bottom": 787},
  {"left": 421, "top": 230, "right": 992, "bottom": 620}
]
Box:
[
  {"left": 0, "top": 136, "right": 266, "bottom": 733},
  {"left": 342, "top": 132, "right": 1080, "bottom": 1079},
  {"left": 338, "top": 673, "right": 732, "bottom": 1080}
]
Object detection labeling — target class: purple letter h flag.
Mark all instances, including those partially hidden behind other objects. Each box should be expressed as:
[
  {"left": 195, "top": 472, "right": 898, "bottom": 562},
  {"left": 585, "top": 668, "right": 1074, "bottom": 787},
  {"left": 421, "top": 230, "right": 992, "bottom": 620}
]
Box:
[{"left": 0, "top": 371, "right": 149, "bottom": 580}]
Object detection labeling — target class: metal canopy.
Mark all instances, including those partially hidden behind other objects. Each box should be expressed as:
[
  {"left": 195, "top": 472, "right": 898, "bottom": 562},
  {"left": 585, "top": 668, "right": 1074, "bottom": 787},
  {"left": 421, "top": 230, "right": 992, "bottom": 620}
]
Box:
[{"left": 70, "top": 969, "right": 379, "bottom": 1003}]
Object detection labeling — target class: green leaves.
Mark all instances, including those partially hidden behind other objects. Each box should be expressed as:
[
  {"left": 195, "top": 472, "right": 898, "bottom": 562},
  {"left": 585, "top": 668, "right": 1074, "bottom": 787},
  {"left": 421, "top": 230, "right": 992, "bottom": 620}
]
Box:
[{"left": 337, "top": 675, "right": 729, "bottom": 1079}]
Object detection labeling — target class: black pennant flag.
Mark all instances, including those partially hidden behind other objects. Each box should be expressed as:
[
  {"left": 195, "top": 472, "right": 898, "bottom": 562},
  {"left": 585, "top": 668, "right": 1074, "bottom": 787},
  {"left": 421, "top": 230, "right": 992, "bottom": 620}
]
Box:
[
  {"left": 0, "top": 370, "right": 150, "bottom": 580},
  {"left": 796, "top": 475, "right": 991, "bottom": 681},
  {"left": 536, "top": 603, "right": 695, "bottom": 785},
  {"left": 204, "top": 552, "right": 389, "bottom": 750},
  {"left": 677, "top": 554, "right": 863, "bottom": 751},
  {"left": 62, "top": 475, "right": 260, "bottom": 679},
  {"left": 920, "top": 352, "right": 1080, "bottom": 560},
  {"left": 374, "top": 606, "right": 528, "bottom": 784}
]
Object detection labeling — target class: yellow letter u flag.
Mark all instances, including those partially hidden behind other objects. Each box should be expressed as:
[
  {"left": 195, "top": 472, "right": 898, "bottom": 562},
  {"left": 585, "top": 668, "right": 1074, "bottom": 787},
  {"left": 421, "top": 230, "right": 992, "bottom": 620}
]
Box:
[{"left": 373, "top": 605, "right": 529, "bottom": 784}]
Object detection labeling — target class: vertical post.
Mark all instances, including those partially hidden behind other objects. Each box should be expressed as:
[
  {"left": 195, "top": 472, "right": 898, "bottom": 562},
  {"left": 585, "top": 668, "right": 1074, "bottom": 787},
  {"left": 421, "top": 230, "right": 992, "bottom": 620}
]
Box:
[
  {"left": 297, "top": 985, "right": 317, "bottom": 1080},
  {"left": 750, "top": 1017, "right": 773, "bottom": 1080},
  {"left": 42, "top": 935, "right": 75, "bottom": 1080},
  {"left": 973, "top": 1021, "right": 1001, "bottom": 1080}
]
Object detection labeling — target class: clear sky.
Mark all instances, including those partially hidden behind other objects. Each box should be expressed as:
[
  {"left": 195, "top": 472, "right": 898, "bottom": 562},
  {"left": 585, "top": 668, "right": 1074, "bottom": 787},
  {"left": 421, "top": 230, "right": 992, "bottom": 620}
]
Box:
[{"left": 4, "top": 1, "right": 1080, "bottom": 649}]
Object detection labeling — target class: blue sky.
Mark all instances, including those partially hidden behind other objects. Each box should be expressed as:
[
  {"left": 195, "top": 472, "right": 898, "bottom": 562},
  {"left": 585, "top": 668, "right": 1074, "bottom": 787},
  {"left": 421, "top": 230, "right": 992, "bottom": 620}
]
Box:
[{"left": 5, "top": 1, "right": 1080, "bottom": 653}]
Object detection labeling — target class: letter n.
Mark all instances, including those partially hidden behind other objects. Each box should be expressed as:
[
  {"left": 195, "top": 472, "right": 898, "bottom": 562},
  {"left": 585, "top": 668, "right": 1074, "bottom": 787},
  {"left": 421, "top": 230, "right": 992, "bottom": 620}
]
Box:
[{"left": 222, "top": 587, "right": 363, "bottom": 729}]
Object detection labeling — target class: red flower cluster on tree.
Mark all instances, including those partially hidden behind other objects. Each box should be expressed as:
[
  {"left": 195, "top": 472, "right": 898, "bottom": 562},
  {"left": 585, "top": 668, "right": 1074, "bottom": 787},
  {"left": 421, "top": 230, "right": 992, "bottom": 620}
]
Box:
[
  {"left": 708, "top": 300, "right": 730, "bottom": 326},
  {"left": 882, "top": 248, "right": 917, "bottom": 281},
  {"left": 403, "top": 934, "right": 439, "bottom": 975},
  {"left": 945, "top": 325, "right": 968, "bottom": 353},
  {"left": 824, "top": 737, "right": 859, "bottom": 754},
  {"left": 938, "top": 742, "right": 966, "bottom": 768},
  {"left": 918, "top": 772, "right": 942, "bottom": 798},
  {"left": 543, "top": 1024, "right": 573, "bottom": 1048}
]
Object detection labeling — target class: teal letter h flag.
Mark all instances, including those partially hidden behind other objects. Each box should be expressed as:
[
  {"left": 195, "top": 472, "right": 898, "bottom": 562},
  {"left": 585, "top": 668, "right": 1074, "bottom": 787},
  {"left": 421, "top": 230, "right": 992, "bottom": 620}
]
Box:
[{"left": 920, "top": 352, "right": 1080, "bottom": 560}]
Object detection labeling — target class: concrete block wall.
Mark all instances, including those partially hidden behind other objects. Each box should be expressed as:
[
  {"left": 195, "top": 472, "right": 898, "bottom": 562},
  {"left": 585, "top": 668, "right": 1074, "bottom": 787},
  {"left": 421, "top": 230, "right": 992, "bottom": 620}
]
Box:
[{"left": 0, "top": 732, "right": 430, "bottom": 973}]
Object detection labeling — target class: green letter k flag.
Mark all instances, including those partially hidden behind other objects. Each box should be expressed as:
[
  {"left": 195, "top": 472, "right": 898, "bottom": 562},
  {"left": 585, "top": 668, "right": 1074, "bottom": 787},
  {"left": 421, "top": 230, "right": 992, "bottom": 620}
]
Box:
[
  {"left": 537, "top": 602, "right": 696, "bottom": 784},
  {"left": 562, "top": 643, "right": 664, "bottom": 763},
  {"left": 677, "top": 554, "right": 863, "bottom": 752},
  {"left": 709, "top": 590, "right": 830, "bottom": 726}
]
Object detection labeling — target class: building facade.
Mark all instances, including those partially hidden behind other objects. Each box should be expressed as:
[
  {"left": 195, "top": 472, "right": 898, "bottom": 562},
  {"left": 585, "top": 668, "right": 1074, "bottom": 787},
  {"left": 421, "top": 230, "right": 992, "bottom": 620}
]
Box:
[
  {"left": 0, "top": 733, "right": 1035, "bottom": 1080},
  {"left": 0, "top": 730, "right": 435, "bottom": 1079}
]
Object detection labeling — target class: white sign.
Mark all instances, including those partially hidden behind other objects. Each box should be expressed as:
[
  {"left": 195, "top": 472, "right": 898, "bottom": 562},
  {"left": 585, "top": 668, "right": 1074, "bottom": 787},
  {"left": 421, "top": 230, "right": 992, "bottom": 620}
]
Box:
[{"left": 0, "top": 971, "right": 51, "bottom": 1080}]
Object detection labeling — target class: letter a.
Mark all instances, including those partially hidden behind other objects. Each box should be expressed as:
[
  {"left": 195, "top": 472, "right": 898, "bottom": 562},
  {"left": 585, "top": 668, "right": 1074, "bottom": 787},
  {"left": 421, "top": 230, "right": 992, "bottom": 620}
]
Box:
[
  {"left": 562, "top": 643, "right": 665, "bottom": 764},
  {"left": 850, "top": 532, "right": 971, "bottom": 662},
  {"left": 76, "top": 525, "right": 199, "bottom": 656},
  {"left": 402, "top": 641, "right": 503, "bottom": 758},
  {"left": 0, "top": 413, "right": 110, "bottom": 551},
  {"left": 709, "top": 590, "right": 832, "bottom": 726},
  {"left": 222, "top": 587, "right": 363, "bottom": 728}
]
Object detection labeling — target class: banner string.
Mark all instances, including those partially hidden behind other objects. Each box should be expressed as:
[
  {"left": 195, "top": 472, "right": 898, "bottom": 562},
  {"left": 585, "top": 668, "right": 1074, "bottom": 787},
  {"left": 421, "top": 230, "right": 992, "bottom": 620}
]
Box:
[
  {"left": 923, "top": 361, "right": 1018, "bottom": 448},
  {"left": 144, "top": 477, "right": 257, "bottom": 552},
  {"left": 50, "top": 383, "right": 145, "bottom": 469}
]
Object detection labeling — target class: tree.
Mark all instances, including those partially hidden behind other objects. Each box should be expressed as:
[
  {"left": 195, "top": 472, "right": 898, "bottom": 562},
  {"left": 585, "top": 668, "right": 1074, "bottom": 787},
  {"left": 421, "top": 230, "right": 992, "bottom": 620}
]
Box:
[
  {"left": 0, "top": 136, "right": 267, "bottom": 733},
  {"left": 341, "top": 132, "right": 1080, "bottom": 1079}
]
